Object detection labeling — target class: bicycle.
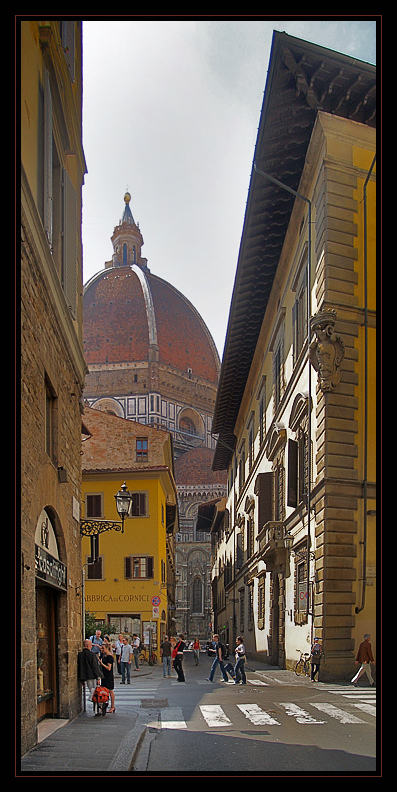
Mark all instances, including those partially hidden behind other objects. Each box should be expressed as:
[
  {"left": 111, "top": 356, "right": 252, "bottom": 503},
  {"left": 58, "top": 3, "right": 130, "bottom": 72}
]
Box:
[
  {"left": 139, "top": 647, "right": 157, "bottom": 665},
  {"left": 294, "top": 650, "right": 310, "bottom": 676}
]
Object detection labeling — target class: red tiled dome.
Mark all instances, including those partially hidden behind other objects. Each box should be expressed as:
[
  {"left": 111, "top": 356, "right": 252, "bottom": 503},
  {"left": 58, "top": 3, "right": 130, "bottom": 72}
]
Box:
[
  {"left": 83, "top": 265, "right": 220, "bottom": 383},
  {"left": 174, "top": 446, "right": 227, "bottom": 485}
]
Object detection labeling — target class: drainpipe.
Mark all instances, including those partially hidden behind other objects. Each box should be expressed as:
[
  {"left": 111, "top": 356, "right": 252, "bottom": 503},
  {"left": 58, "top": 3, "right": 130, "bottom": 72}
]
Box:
[
  {"left": 355, "top": 153, "right": 376, "bottom": 615},
  {"left": 253, "top": 165, "right": 313, "bottom": 622}
]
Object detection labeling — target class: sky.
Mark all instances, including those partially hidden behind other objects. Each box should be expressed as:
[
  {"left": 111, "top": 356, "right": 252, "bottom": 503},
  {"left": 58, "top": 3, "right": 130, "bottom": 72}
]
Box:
[{"left": 81, "top": 18, "right": 377, "bottom": 359}]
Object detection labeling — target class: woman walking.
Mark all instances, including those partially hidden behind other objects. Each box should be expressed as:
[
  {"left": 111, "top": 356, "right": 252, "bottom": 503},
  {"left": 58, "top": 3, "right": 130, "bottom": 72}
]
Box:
[
  {"left": 99, "top": 643, "right": 116, "bottom": 712},
  {"left": 234, "top": 636, "right": 246, "bottom": 685}
]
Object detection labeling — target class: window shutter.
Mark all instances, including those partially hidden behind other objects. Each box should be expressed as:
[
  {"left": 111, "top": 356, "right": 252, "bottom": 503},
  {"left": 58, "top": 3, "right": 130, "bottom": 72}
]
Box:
[
  {"left": 86, "top": 494, "right": 102, "bottom": 518},
  {"left": 62, "top": 168, "right": 77, "bottom": 318},
  {"left": 43, "top": 69, "right": 53, "bottom": 245},
  {"left": 125, "top": 557, "right": 132, "bottom": 579},
  {"left": 147, "top": 557, "right": 154, "bottom": 578},
  {"left": 287, "top": 438, "right": 298, "bottom": 508},
  {"left": 255, "top": 472, "right": 273, "bottom": 529}
]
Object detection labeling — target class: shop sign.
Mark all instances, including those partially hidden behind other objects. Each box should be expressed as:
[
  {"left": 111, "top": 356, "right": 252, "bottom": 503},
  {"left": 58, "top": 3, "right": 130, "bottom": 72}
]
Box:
[
  {"left": 35, "top": 509, "right": 67, "bottom": 591},
  {"left": 35, "top": 544, "right": 67, "bottom": 591}
]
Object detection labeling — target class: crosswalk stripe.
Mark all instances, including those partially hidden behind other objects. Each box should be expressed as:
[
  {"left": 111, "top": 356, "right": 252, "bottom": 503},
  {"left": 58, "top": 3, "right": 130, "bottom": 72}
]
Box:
[
  {"left": 279, "top": 702, "right": 326, "bottom": 724},
  {"left": 160, "top": 707, "right": 187, "bottom": 729},
  {"left": 237, "top": 703, "right": 280, "bottom": 725},
  {"left": 310, "top": 703, "right": 366, "bottom": 723},
  {"left": 247, "top": 679, "right": 268, "bottom": 686},
  {"left": 200, "top": 705, "right": 232, "bottom": 727},
  {"left": 351, "top": 702, "right": 376, "bottom": 717}
]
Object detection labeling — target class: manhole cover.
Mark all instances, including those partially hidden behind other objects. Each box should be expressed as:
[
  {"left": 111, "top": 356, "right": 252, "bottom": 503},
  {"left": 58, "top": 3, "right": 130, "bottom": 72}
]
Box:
[{"left": 140, "top": 698, "right": 168, "bottom": 708}]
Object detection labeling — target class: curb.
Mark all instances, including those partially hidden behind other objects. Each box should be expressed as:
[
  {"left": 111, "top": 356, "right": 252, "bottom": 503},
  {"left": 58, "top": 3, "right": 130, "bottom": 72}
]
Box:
[{"left": 109, "top": 714, "right": 147, "bottom": 772}]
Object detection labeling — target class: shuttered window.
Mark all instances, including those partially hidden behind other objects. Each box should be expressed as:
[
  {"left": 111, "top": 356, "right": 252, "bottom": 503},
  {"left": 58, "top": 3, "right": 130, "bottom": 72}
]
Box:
[
  {"left": 254, "top": 472, "right": 273, "bottom": 529},
  {"left": 85, "top": 494, "right": 103, "bottom": 518},
  {"left": 130, "top": 493, "right": 147, "bottom": 517},
  {"left": 62, "top": 169, "right": 77, "bottom": 318},
  {"left": 125, "top": 556, "right": 154, "bottom": 579}
]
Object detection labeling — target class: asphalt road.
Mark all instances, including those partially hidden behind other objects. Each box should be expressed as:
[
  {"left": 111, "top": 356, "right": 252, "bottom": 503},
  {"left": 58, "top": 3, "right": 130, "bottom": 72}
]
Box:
[{"left": 132, "top": 652, "right": 377, "bottom": 775}]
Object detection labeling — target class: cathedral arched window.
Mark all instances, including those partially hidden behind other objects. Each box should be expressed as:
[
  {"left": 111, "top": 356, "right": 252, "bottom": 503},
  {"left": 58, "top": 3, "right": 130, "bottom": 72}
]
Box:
[{"left": 192, "top": 577, "right": 203, "bottom": 614}]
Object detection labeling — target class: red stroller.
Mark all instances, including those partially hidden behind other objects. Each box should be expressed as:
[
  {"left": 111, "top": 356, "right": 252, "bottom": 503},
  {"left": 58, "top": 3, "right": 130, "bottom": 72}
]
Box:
[{"left": 91, "top": 685, "right": 110, "bottom": 716}]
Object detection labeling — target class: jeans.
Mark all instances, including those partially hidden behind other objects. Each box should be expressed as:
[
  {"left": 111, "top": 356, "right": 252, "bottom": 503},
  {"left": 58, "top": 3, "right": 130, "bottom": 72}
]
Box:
[
  {"left": 234, "top": 657, "right": 246, "bottom": 684},
  {"left": 133, "top": 648, "right": 140, "bottom": 669},
  {"left": 223, "top": 662, "right": 236, "bottom": 680},
  {"left": 121, "top": 661, "right": 131, "bottom": 683},
  {"left": 163, "top": 655, "right": 172, "bottom": 676},
  {"left": 209, "top": 656, "right": 228, "bottom": 682}
]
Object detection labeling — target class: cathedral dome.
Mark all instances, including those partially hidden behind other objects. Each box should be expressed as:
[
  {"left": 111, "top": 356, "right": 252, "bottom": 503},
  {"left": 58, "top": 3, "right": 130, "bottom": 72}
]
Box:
[
  {"left": 83, "top": 193, "right": 220, "bottom": 384},
  {"left": 84, "top": 266, "right": 220, "bottom": 383}
]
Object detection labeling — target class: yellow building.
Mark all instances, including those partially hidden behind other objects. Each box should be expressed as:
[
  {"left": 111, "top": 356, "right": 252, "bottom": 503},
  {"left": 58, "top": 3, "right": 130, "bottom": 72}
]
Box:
[
  {"left": 81, "top": 407, "right": 178, "bottom": 659},
  {"left": 212, "top": 32, "right": 376, "bottom": 681}
]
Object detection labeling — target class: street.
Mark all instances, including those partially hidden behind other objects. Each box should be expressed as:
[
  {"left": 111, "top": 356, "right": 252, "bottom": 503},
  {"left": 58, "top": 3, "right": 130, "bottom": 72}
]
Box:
[{"left": 124, "top": 651, "right": 377, "bottom": 774}]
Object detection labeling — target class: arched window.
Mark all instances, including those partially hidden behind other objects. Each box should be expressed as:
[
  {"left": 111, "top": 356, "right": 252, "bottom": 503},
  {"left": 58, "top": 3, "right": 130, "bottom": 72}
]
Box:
[{"left": 192, "top": 577, "right": 202, "bottom": 614}]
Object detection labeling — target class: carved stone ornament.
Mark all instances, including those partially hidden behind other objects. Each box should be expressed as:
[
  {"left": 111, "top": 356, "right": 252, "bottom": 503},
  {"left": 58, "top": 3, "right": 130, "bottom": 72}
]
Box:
[{"left": 309, "top": 309, "right": 345, "bottom": 392}]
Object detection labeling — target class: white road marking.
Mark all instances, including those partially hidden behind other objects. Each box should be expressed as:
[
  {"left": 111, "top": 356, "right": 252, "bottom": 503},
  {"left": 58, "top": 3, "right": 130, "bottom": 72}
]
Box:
[
  {"left": 200, "top": 705, "right": 232, "bottom": 727},
  {"left": 310, "top": 702, "right": 366, "bottom": 723},
  {"left": 247, "top": 679, "right": 268, "bottom": 685},
  {"left": 160, "top": 707, "right": 187, "bottom": 729},
  {"left": 279, "top": 702, "right": 326, "bottom": 724},
  {"left": 351, "top": 702, "right": 376, "bottom": 717},
  {"left": 237, "top": 703, "right": 280, "bottom": 725}
]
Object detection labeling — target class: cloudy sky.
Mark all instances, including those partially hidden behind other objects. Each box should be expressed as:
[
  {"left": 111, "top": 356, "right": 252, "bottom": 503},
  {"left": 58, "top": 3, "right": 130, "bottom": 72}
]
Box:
[{"left": 81, "top": 18, "right": 377, "bottom": 358}]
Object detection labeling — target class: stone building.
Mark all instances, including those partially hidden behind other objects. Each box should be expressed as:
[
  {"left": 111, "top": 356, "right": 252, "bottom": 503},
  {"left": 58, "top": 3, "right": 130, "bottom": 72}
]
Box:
[
  {"left": 83, "top": 193, "right": 227, "bottom": 640},
  {"left": 211, "top": 32, "right": 376, "bottom": 681},
  {"left": 21, "top": 20, "right": 87, "bottom": 754}
]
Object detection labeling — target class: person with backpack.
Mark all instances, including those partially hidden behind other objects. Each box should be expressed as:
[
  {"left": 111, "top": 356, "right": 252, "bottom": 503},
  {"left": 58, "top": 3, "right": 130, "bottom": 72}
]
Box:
[
  {"left": 206, "top": 633, "right": 228, "bottom": 683},
  {"left": 310, "top": 637, "right": 323, "bottom": 682}
]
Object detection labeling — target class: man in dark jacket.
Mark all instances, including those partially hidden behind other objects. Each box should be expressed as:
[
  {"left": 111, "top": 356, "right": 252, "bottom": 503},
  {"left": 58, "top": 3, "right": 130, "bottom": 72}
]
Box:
[
  {"left": 351, "top": 634, "right": 375, "bottom": 687},
  {"left": 78, "top": 639, "right": 103, "bottom": 702}
]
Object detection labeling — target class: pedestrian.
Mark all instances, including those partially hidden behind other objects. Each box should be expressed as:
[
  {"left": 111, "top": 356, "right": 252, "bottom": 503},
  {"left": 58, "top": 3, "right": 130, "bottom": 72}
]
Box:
[
  {"left": 132, "top": 634, "right": 141, "bottom": 671},
  {"left": 99, "top": 642, "right": 116, "bottom": 712},
  {"left": 310, "top": 637, "right": 322, "bottom": 682},
  {"left": 77, "top": 639, "right": 103, "bottom": 708},
  {"left": 192, "top": 637, "right": 200, "bottom": 665},
  {"left": 172, "top": 634, "right": 186, "bottom": 682},
  {"left": 114, "top": 633, "right": 124, "bottom": 675},
  {"left": 206, "top": 634, "right": 228, "bottom": 682},
  {"left": 351, "top": 633, "right": 375, "bottom": 687},
  {"left": 120, "top": 637, "right": 133, "bottom": 684},
  {"left": 89, "top": 629, "right": 103, "bottom": 656},
  {"left": 234, "top": 636, "right": 246, "bottom": 684},
  {"left": 160, "top": 634, "right": 172, "bottom": 678}
]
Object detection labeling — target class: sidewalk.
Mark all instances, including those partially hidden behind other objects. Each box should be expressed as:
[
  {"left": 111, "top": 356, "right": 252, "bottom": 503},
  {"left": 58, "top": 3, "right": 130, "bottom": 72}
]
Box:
[{"left": 19, "top": 665, "right": 158, "bottom": 776}]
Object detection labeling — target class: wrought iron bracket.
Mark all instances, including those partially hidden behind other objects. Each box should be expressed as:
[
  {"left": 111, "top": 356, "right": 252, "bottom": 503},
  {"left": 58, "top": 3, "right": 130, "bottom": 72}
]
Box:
[{"left": 80, "top": 519, "right": 124, "bottom": 537}]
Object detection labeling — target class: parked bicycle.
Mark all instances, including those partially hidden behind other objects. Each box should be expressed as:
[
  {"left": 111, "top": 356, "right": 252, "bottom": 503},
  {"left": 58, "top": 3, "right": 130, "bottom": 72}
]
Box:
[
  {"left": 295, "top": 650, "right": 310, "bottom": 676},
  {"left": 139, "top": 647, "right": 157, "bottom": 665}
]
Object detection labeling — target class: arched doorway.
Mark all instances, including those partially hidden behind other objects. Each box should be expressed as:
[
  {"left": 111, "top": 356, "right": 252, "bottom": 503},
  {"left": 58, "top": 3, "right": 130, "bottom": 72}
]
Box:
[{"left": 35, "top": 508, "right": 67, "bottom": 722}]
